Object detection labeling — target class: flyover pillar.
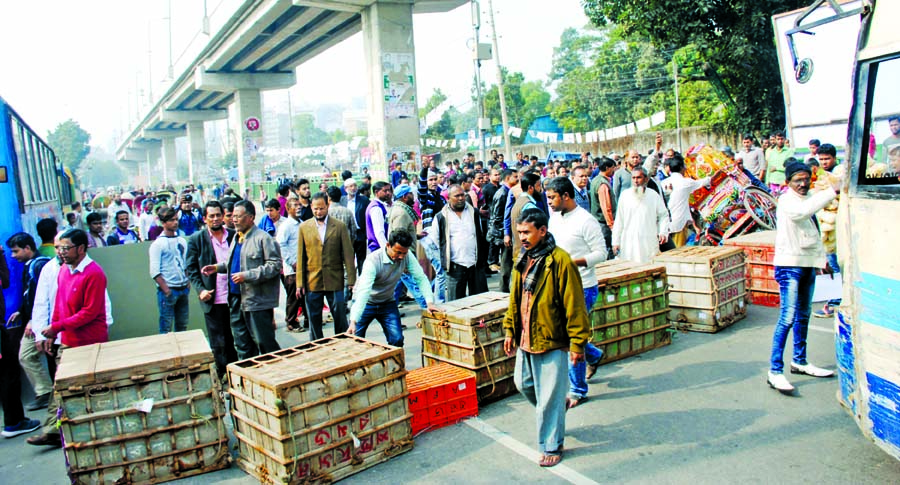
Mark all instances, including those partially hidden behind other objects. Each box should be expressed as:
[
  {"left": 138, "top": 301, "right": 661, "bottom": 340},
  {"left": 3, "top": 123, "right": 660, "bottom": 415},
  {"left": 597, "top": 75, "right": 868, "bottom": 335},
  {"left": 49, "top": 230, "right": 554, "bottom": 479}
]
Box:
[
  {"left": 144, "top": 143, "right": 161, "bottom": 189},
  {"left": 362, "top": 1, "right": 421, "bottom": 182},
  {"left": 233, "top": 89, "right": 262, "bottom": 197},
  {"left": 186, "top": 121, "right": 206, "bottom": 185},
  {"left": 162, "top": 137, "right": 177, "bottom": 187}
]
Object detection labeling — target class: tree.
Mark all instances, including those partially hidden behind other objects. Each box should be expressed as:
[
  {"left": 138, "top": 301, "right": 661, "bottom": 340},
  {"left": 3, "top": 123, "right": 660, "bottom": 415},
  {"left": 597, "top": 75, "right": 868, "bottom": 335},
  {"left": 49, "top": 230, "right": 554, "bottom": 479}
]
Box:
[
  {"left": 482, "top": 68, "right": 551, "bottom": 142},
  {"left": 47, "top": 119, "right": 91, "bottom": 173},
  {"left": 292, "top": 113, "right": 332, "bottom": 148},
  {"left": 419, "top": 88, "right": 448, "bottom": 119},
  {"left": 582, "top": 0, "right": 809, "bottom": 133}
]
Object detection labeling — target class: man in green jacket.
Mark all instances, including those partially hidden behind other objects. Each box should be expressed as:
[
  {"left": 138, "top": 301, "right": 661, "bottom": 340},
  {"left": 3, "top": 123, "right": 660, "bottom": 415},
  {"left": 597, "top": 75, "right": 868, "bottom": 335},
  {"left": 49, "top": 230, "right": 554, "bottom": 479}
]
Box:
[{"left": 503, "top": 208, "right": 591, "bottom": 468}]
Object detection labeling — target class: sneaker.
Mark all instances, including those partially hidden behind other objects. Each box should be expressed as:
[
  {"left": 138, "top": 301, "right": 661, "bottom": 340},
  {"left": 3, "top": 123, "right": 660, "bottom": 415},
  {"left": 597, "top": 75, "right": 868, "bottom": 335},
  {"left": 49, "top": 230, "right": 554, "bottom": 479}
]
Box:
[
  {"left": 26, "top": 393, "right": 51, "bottom": 411},
  {"left": 586, "top": 362, "right": 600, "bottom": 380},
  {"left": 767, "top": 372, "right": 795, "bottom": 393},
  {"left": 790, "top": 363, "right": 835, "bottom": 378},
  {"left": 2, "top": 419, "right": 40, "bottom": 438},
  {"left": 813, "top": 305, "right": 834, "bottom": 319}
]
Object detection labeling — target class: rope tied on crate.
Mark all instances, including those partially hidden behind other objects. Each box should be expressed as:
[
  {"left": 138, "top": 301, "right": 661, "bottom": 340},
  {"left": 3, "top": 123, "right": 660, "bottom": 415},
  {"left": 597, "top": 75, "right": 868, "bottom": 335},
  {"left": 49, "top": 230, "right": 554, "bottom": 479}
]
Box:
[{"left": 473, "top": 330, "right": 497, "bottom": 396}]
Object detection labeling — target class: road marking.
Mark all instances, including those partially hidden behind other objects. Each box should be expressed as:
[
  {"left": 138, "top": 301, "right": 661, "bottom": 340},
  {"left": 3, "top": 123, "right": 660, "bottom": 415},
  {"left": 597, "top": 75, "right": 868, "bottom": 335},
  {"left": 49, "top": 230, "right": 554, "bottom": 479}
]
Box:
[
  {"left": 809, "top": 324, "right": 833, "bottom": 334},
  {"left": 465, "top": 417, "right": 600, "bottom": 485}
]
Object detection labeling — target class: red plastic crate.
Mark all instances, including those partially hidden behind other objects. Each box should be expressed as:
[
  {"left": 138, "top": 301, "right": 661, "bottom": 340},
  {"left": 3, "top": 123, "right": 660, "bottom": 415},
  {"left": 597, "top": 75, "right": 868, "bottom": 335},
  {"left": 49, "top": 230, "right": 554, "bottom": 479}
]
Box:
[
  {"left": 405, "top": 364, "right": 478, "bottom": 435},
  {"left": 724, "top": 231, "right": 776, "bottom": 264},
  {"left": 750, "top": 290, "right": 780, "bottom": 307}
]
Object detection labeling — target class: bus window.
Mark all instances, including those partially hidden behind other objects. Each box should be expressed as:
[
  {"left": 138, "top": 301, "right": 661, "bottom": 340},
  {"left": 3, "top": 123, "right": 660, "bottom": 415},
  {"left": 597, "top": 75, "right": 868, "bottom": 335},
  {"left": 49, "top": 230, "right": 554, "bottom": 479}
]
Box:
[
  {"left": 860, "top": 56, "right": 900, "bottom": 186},
  {"left": 11, "top": 120, "right": 34, "bottom": 203}
]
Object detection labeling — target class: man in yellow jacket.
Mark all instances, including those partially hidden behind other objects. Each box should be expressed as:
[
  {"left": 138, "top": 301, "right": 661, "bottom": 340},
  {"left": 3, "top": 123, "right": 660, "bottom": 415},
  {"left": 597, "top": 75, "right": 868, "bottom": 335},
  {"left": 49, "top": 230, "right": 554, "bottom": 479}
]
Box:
[{"left": 503, "top": 208, "right": 591, "bottom": 468}]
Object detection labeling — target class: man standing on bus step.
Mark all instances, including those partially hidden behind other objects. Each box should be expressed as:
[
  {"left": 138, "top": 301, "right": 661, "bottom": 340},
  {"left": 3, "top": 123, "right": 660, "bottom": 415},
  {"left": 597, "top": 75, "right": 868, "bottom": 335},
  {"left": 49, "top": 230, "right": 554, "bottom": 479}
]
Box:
[
  {"left": 185, "top": 201, "right": 238, "bottom": 382},
  {"left": 767, "top": 161, "right": 840, "bottom": 394},
  {"left": 28, "top": 229, "right": 109, "bottom": 447},
  {"left": 85, "top": 212, "right": 107, "bottom": 248},
  {"left": 298, "top": 193, "right": 356, "bottom": 340},
  {"left": 276, "top": 198, "right": 303, "bottom": 333},
  {"left": 201, "top": 200, "right": 282, "bottom": 359},
  {"left": 503, "top": 208, "right": 590, "bottom": 467},
  {"left": 1, "top": 234, "right": 45, "bottom": 438},
  {"left": 8, "top": 232, "right": 53, "bottom": 412},
  {"left": 106, "top": 210, "right": 140, "bottom": 245},
  {"left": 36, "top": 218, "right": 58, "bottom": 258},
  {"left": 149, "top": 207, "right": 191, "bottom": 334},
  {"left": 544, "top": 178, "right": 608, "bottom": 408}
]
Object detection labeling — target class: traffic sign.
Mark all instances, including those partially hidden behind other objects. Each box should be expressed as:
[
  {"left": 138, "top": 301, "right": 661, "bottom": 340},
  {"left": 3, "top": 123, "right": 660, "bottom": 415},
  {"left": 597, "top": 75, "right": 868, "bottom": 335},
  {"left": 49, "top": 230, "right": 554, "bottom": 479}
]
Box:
[{"left": 244, "top": 117, "right": 260, "bottom": 132}]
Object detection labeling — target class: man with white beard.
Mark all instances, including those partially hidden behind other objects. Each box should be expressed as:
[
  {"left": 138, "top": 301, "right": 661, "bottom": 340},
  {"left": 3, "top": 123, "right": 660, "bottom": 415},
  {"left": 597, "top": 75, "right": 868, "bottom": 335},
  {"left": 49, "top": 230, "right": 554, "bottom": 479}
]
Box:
[{"left": 611, "top": 167, "right": 670, "bottom": 263}]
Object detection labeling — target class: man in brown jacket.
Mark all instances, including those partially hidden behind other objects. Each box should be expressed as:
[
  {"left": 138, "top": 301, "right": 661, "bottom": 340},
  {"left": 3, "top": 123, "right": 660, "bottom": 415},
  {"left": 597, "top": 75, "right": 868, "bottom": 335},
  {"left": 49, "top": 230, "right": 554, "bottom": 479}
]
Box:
[
  {"left": 503, "top": 208, "right": 590, "bottom": 468},
  {"left": 297, "top": 192, "right": 356, "bottom": 341}
]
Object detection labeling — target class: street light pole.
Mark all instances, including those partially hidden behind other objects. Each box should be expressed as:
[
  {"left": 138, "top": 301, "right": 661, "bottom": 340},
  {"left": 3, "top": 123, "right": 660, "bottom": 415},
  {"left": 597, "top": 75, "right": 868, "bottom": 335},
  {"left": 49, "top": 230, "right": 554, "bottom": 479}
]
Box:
[
  {"left": 486, "top": 0, "right": 511, "bottom": 159},
  {"left": 471, "top": 0, "right": 486, "bottom": 162}
]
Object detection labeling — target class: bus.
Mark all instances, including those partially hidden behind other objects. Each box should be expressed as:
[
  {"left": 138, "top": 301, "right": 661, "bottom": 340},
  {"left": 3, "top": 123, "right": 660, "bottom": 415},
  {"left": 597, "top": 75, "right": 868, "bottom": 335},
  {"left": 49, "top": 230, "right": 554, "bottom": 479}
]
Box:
[
  {"left": 0, "top": 96, "right": 76, "bottom": 321},
  {"left": 780, "top": 0, "right": 900, "bottom": 460}
]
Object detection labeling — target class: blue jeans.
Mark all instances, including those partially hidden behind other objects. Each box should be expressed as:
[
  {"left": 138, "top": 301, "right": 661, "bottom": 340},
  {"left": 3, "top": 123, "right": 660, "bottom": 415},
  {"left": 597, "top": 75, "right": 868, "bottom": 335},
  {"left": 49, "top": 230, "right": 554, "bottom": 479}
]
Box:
[
  {"left": 157, "top": 287, "right": 190, "bottom": 334},
  {"left": 770, "top": 266, "right": 816, "bottom": 373},
  {"left": 354, "top": 300, "right": 404, "bottom": 347},
  {"left": 569, "top": 285, "right": 604, "bottom": 398},
  {"left": 394, "top": 272, "right": 427, "bottom": 308},
  {"left": 422, "top": 238, "right": 446, "bottom": 303}
]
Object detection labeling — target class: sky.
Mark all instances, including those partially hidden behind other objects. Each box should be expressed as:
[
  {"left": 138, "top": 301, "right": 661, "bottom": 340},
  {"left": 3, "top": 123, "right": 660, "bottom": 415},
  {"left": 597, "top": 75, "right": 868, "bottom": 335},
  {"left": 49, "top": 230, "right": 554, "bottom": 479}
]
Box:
[{"left": 0, "top": 0, "right": 591, "bottom": 152}]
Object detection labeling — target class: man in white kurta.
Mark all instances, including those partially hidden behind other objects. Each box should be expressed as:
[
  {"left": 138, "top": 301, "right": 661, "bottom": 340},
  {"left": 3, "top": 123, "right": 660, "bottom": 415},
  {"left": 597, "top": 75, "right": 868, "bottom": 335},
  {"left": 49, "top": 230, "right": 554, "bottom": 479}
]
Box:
[{"left": 612, "top": 168, "right": 670, "bottom": 263}]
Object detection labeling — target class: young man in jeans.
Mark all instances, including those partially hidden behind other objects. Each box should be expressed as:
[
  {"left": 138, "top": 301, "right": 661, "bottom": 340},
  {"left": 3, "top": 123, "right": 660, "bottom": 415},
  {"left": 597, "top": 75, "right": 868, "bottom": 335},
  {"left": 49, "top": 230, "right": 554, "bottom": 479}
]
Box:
[
  {"left": 767, "top": 161, "right": 840, "bottom": 393},
  {"left": 149, "top": 207, "right": 191, "bottom": 333}
]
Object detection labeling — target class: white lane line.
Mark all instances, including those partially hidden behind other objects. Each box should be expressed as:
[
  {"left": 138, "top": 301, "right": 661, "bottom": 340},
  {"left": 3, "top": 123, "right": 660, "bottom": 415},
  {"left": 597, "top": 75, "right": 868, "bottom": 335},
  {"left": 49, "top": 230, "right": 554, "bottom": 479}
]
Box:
[
  {"left": 809, "top": 325, "right": 833, "bottom": 334},
  {"left": 465, "top": 417, "right": 600, "bottom": 485}
]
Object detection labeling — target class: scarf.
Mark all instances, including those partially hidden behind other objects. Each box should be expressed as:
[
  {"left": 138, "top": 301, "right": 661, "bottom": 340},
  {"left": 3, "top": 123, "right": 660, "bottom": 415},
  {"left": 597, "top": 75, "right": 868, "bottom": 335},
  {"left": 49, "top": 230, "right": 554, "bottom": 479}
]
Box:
[
  {"left": 515, "top": 233, "right": 556, "bottom": 295},
  {"left": 398, "top": 200, "right": 419, "bottom": 223}
]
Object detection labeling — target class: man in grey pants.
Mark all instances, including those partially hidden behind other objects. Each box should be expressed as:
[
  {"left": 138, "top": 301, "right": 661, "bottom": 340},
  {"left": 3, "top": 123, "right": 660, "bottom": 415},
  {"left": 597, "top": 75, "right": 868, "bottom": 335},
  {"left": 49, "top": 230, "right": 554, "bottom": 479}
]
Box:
[{"left": 202, "top": 200, "right": 282, "bottom": 359}]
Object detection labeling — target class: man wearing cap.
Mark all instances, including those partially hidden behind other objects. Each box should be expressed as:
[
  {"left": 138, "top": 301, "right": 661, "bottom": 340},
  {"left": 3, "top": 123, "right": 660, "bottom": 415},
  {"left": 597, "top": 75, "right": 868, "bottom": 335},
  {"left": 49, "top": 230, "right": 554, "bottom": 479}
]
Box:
[
  {"left": 176, "top": 194, "right": 202, "bottom": 236},
  {"left": 766, "top": 161, "right": 840, "bottom": 394},
  {"left": 389, "top": 184, "right": 428, "bottom": 307}
]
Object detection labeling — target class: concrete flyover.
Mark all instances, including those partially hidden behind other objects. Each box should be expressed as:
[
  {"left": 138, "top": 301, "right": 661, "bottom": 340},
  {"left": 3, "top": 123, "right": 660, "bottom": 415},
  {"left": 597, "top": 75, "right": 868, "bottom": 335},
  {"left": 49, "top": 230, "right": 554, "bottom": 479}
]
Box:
[{"left": 116, "top": 0, "right": 467, "bottom": 192}]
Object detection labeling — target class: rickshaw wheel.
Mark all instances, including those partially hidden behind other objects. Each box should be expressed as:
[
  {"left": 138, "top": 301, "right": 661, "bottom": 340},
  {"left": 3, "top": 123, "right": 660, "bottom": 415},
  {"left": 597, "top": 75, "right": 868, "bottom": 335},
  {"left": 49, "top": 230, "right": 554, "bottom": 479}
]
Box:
[{"left": 743, "top": 187, "right": 777, "bottom": 229}]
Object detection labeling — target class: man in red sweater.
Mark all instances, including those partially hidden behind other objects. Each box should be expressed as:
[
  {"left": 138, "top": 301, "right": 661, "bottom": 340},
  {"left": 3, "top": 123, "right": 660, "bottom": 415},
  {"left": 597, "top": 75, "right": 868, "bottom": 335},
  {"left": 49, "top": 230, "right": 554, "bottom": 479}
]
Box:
[{"left": 27, "top": 228, "right": 108, "bottom": 447}]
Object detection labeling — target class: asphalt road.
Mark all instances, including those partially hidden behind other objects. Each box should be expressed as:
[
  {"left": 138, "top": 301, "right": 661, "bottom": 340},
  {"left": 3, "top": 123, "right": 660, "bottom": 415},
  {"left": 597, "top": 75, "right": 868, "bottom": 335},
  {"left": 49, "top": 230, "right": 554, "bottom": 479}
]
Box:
[{"left": 2, "top": 274, "right": 898, "bottom": 484}]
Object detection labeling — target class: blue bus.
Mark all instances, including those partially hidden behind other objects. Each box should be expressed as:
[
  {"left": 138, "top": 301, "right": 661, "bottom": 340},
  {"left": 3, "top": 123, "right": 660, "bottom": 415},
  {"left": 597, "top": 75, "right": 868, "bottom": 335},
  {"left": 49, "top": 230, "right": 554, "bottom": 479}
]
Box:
[{"left": 0, "top": 96, "right": 75, "bottom": 321}]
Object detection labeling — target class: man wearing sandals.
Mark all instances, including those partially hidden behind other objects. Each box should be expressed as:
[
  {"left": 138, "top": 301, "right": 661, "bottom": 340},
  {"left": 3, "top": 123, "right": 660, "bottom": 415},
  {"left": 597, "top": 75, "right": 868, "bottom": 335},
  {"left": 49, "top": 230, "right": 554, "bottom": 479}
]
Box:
[{"left": 503, "top": 208, "right": 591, "bottom": 467}]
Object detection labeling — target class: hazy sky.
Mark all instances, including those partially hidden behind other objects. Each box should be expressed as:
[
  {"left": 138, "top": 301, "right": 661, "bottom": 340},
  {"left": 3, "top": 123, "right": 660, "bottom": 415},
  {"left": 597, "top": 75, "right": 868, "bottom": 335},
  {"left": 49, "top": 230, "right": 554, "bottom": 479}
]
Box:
[{"left": 0, "top": 0, "right": 590, "bottom": 150}]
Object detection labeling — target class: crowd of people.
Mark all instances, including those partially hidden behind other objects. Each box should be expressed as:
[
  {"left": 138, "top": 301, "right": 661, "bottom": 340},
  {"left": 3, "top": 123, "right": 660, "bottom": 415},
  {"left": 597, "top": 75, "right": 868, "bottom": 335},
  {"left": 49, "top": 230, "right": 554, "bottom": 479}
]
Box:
[{"left": 0, "top": 130, "right": 854, "bottom": 467}]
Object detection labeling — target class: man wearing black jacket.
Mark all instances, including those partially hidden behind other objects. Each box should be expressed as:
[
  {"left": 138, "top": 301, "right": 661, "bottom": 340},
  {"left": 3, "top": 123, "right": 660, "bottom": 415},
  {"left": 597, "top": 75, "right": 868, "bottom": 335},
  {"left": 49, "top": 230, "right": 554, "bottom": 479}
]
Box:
[
  {"left": 489, "top": 169, "right": 519, "bottom": 291},
  {"left": 185, "top": 200, "right": 238, "bottom": 380},
  {"left": 341, "top": 178, "right": 370, "bottom": 275}
]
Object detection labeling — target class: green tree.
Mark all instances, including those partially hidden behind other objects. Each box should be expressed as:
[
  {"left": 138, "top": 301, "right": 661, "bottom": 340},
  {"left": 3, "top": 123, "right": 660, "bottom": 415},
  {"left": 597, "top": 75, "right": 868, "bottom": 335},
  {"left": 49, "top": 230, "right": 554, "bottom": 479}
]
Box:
[
  {"left": 292, "top": 113, "right": 332, "bottom": 148},
  {"left": 47, "top": 119, "right": 91, "bottom": 173},
  {"left": 482, "top": 68, "right": 551, "bottom": 142},
  {"left": 582, "top": 0, "right": 809, "bottom": 133},
  {"left": 419, "top": 88, "right": 448, "bottom": 119}
]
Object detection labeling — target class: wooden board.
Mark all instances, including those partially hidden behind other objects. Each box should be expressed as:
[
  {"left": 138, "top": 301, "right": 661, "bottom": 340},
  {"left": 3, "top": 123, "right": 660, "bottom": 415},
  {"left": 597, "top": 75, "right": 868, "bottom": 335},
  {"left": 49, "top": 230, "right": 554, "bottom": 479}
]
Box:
[
  {"left": 594, "top": 260, "right": 667, "bottom": 288},
  {"left": 421, "top": 292, "right": 509, "bottom": 326},
  {"left": 56, "top": 330, "right": 214, "bottom": 390},
  {"left": 652, "top": 246, "right": 746, "bottom": 276}
]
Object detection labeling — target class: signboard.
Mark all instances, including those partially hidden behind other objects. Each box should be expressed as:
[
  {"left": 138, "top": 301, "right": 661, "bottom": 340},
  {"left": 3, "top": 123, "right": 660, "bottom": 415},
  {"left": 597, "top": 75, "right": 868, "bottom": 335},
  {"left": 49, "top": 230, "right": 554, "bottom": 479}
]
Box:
[{"left": 244, "top": 117, "right": 260, "bottom": 132}]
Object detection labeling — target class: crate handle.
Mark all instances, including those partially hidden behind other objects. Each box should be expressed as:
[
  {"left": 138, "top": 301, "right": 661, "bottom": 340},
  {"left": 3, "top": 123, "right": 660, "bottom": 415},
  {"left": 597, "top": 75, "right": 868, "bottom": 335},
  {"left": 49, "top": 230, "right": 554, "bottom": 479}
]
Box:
[
  {"left": 165, "top": 372, "right": 187, "bottom": 383},
  {"left": 88, "top": 386, "right": 110, "bottom": 396},
  {"left": 130, "top": 375, "right": 146, "bottom": 382},
  {"left": 188, "top": 363, "right": 201, "bottom": 371}
]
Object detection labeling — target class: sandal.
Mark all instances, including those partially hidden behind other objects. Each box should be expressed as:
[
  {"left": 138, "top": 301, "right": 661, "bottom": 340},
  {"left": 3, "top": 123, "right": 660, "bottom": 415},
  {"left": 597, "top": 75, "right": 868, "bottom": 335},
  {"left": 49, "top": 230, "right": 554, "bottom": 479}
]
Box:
[{"left": 539, "top": 452, "right": 562, "bottom": 467}]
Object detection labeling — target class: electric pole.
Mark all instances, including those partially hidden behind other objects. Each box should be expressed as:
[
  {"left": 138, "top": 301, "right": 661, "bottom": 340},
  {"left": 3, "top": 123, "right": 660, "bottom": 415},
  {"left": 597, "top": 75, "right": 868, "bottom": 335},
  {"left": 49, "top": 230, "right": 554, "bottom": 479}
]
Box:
[
  {"left": 471, "top": 0, "right": 487, "bottom": 162},
  {"left": 486, "top": 0, "right": 511, "bottom": 159},
  {"left": 673, "top": 57, "right": 682, "bottom": 153}
]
